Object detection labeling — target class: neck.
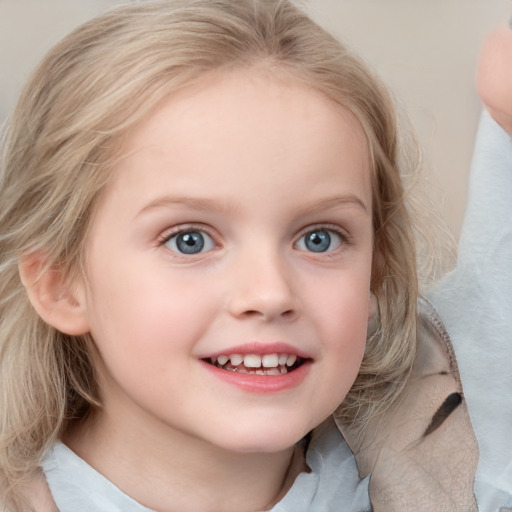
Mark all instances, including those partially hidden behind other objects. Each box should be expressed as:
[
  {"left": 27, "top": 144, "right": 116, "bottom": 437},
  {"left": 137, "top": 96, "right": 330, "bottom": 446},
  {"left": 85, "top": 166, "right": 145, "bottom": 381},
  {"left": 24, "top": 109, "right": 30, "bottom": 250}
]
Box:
[{"left": 64, "top": 406, "right": 304, "bottom": 512}]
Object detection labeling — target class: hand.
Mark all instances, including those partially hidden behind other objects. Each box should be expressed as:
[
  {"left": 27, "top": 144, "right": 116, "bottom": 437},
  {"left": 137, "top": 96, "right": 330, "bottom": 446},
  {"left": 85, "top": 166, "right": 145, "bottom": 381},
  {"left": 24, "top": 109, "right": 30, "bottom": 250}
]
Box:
[{"left": 477, "top": 20, "right": 512, "bottom": 133}]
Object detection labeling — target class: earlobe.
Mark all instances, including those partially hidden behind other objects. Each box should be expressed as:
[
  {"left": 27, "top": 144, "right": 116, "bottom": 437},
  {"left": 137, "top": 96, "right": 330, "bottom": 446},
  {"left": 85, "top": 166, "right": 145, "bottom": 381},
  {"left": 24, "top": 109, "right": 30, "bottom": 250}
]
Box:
[{"left": 19, "top": 252, "right": 90, "bottom": 336}]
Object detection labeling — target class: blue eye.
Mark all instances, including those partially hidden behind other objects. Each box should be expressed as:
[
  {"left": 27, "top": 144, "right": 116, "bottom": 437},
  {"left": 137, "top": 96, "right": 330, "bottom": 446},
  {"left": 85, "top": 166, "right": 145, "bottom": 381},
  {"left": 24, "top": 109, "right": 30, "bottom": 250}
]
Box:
[
  {"left": 296, "top": 229, "right": 342, "bottom": 253},
  {"left": 165, "top": 230, "right": 215, "bottom": 255}
]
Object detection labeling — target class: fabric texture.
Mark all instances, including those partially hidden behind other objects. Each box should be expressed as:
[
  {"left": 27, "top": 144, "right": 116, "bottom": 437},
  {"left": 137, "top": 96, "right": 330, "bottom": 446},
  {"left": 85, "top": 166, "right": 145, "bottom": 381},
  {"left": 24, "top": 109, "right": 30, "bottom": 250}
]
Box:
[
  {"left": 42, "top": 419, "right": 372, "bottom": 512},
  {"left": 335, "top": 297, "right": 479, "bottom": 512},
  {"left": 428, "top": 110, "right": 512, "bottom": 512}
]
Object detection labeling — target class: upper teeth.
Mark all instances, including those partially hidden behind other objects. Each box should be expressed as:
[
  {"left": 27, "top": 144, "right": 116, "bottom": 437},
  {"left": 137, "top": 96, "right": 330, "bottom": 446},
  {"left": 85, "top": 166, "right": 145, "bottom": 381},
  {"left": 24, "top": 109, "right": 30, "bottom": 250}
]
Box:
[{"left": 212, "top": 353, "right": 298, "bottom": 369}]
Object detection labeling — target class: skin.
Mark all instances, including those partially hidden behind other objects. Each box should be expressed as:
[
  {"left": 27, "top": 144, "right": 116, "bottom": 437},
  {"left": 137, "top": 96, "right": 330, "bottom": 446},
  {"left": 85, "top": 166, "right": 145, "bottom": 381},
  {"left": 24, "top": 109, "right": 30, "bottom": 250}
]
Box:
[
  {"left": 477, "top": 23, "right": 512, "bottom": 133},
  {"left": 18, "top": 20, "right": 512, "bottom": 512},
  {"left": 38, "top": 66, "right": 374, "bottom": 511}
]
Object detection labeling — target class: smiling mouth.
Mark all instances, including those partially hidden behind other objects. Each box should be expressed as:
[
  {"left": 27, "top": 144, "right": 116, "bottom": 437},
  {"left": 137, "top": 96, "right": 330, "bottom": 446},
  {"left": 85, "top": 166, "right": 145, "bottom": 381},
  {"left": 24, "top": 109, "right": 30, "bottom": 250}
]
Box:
[{"left": 203, "top": 353, "right": 306, "bottom": 375}]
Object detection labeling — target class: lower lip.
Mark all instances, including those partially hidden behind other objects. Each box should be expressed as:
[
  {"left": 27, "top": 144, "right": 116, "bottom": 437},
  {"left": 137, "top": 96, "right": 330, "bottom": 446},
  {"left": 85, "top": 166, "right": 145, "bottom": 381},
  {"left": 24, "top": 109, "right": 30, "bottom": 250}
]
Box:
[{"left": 200, "top": 360, "right": 311, "bottom": 393}]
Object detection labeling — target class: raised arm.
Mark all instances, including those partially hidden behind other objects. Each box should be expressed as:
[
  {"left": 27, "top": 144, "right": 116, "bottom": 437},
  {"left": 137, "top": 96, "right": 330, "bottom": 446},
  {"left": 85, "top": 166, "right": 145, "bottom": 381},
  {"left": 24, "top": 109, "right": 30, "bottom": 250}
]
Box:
[{"left": 428, "top": 19, "right": 512, "bottom": 512}]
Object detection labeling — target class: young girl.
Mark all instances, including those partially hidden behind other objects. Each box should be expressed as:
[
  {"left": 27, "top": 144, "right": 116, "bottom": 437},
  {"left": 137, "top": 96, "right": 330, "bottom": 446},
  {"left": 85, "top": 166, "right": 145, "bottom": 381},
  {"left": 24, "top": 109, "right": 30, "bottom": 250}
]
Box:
[{"left": 0, "top": 1, "right": 509, "bottom": 511}]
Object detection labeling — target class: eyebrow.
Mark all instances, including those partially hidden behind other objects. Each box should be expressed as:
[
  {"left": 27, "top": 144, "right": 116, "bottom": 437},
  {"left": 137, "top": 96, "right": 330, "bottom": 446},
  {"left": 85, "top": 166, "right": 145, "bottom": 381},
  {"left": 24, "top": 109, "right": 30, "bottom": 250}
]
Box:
[
  {"left": 299, "top": 195, "right": 370, "bottom": 215},
  {"left": 136, "top": 196, "right": 240, "bottom": 218},
  {"left": 136, "top": 193, "right": 369, "bottom": 219}
]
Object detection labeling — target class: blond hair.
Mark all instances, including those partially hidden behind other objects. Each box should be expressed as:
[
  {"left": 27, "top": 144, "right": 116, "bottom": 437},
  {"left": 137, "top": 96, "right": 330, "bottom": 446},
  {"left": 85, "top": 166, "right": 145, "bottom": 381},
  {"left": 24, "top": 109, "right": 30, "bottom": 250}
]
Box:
[{"left": 0, "top": 0, "right": 431, "bottom": 507}]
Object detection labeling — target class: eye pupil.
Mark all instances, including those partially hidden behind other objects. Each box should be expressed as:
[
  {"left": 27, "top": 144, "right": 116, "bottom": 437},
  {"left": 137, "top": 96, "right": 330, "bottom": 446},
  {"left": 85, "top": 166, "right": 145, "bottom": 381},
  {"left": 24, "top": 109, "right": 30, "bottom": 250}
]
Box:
[
  {"left": 305, "top": 230, "right": 331, "bottom": 252},
  {"left": 176, "top": 232, "right": 205, "bottom": 254}
]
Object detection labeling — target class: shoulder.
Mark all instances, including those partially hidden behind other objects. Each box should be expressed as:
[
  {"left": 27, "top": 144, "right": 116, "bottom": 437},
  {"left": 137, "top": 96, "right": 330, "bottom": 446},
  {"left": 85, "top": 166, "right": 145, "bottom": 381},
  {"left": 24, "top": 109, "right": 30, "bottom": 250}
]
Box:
[{"left": 335, "top": 298, "right": 479, "bottom": 511}]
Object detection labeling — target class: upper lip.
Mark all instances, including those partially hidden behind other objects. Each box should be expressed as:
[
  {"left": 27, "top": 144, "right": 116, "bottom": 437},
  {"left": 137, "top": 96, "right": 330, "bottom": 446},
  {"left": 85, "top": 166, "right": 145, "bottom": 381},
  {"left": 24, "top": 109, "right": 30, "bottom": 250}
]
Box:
[{"left": 199, "top": 341, "right": 312, "bottom": 360}]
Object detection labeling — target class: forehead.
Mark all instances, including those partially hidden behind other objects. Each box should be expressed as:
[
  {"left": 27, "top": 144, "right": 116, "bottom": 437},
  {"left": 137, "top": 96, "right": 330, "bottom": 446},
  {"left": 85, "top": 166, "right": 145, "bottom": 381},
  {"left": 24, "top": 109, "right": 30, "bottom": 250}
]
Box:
[{"left": 104, "top": 67, "right": 371, "bottom": 214}]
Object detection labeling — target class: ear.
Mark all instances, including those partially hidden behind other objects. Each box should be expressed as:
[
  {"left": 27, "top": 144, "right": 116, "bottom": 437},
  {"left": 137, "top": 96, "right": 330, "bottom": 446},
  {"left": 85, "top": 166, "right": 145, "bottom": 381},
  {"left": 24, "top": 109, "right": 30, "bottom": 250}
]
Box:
[{"left": 19, "top": 252, "right": 90, "bottom": 336}]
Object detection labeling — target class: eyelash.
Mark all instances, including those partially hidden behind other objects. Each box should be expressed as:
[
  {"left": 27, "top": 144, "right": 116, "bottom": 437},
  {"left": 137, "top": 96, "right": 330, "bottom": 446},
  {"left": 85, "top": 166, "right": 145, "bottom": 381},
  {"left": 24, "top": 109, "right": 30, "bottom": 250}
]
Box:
[
  {"left": 294, "top": 224, "right": 350, "bottom": 254},
  {"left": 158, "top": 224, "right": 218, "bottom": 249},
  {"left": 158, "top": 222, "right": 349, "bottom": 257}
]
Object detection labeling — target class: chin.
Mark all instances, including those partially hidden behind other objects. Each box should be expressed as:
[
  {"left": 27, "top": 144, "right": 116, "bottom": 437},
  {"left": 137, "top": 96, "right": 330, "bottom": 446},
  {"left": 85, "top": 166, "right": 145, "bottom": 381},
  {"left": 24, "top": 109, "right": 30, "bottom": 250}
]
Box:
[{"left": 211, "top": 421, "right": 314, "bottom": 455}]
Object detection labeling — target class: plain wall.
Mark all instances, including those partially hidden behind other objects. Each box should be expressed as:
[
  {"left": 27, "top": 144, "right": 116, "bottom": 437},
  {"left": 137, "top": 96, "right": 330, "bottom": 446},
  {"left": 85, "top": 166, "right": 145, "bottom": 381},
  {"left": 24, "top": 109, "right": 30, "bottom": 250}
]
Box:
[{"left": 1, "top": 0, "right": 510, "bottom": 237}]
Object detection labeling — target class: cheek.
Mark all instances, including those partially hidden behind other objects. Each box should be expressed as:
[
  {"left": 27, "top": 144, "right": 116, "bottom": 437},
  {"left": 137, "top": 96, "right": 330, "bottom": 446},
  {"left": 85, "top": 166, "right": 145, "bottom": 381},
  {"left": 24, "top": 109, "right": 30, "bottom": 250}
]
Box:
[
  {"left": 84, "top": 265, "right": 219, "bottom": 362},
  {"left": 299, "top": 273, "right": 369, "bottom": 427},
  {"left": 309, "top": 261, "right": 372, "bottom": 321},
  {"left": 308, "top": 265, "right": 371, "bottom": 363}
]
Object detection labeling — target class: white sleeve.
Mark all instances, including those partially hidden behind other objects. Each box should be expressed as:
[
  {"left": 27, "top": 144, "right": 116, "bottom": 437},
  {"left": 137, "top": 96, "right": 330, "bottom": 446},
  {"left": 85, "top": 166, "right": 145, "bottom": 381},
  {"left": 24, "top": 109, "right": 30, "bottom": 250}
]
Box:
[{"left": 427, "top": 110, "right": 512, "bottom": 512}]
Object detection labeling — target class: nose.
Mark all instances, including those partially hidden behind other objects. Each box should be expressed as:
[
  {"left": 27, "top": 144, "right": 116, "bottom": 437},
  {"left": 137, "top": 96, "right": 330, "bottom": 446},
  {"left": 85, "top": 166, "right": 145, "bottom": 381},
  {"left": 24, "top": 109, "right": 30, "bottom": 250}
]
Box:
[{"left": 227, "top": 249, "right": 300, "bottom": 322}]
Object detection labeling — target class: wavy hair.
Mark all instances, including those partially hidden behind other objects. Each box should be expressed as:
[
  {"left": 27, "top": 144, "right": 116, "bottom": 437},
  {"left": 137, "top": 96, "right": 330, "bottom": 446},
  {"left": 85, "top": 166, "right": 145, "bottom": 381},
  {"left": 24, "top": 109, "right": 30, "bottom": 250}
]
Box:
[{"left": 0, "top": 0, "right": 433, "bottom": 508}]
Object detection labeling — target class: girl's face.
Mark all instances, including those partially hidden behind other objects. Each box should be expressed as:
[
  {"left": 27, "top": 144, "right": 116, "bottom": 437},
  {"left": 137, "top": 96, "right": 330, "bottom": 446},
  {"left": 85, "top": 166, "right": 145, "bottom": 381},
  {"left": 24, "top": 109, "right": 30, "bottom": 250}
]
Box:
[{"left": 79, "top": 69, "right": 373, "bottom": 454}]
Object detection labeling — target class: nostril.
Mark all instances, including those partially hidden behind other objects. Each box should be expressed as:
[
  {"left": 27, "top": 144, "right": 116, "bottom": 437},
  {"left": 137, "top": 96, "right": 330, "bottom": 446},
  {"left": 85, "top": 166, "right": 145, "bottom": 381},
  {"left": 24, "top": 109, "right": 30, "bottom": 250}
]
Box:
[
  {"left": 241, "top": 309, "right": 263, "bottom": 318},
  {"left": 227, "top": 281, "right": 300, "bottom": 321},
  {"left": 235, "top": 308, "right": 297, "bottom": 321}
]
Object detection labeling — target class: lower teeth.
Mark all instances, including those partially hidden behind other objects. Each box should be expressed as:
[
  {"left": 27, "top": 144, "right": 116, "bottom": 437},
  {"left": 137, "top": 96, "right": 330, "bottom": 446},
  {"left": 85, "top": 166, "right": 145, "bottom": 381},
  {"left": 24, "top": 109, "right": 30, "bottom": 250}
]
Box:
[{"left": 217, "top": 363, "right": 289, "bottom": 375}]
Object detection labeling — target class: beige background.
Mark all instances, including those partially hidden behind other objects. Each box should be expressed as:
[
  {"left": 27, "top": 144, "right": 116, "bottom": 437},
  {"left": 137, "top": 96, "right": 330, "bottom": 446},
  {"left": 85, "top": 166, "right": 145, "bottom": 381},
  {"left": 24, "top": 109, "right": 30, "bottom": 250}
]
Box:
[{"left": 1, "top": 0, "right": 510, "bottom": 237}]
